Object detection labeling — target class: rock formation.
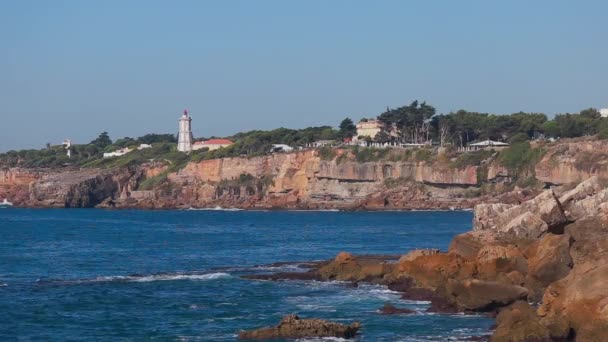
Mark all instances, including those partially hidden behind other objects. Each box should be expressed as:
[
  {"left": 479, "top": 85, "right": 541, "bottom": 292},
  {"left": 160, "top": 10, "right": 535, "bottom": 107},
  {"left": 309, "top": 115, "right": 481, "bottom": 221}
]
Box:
[
  {"left": 237, "top": 314, "right": 361, "bottom": 340},
  {"left": 242, "top": 173, "right": 608, "bottom": 341}
]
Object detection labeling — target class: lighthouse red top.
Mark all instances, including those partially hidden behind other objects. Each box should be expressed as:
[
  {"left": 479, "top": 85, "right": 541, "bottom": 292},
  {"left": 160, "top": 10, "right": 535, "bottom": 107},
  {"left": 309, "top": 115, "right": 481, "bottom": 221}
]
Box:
[{"left": 183, "top": 109, "right": 189, "bottom": 116}]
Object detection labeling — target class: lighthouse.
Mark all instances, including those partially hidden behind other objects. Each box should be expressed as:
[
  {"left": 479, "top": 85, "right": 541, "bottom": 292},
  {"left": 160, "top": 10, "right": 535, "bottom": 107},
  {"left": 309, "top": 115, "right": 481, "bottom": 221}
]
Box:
[{"left": 177, "top": 109, "right": 193, "bottom": 152}]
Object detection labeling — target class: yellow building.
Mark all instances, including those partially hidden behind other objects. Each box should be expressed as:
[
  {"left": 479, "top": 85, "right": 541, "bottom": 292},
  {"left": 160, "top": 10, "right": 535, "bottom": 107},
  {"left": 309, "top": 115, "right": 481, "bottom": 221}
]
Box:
[{"left": 356, "top": 119, "right": 384, "bottom": 139}]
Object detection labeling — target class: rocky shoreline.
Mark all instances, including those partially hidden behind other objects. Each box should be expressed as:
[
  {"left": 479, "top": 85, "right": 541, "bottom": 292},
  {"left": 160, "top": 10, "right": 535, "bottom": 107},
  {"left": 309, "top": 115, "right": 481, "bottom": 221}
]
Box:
[{"left": 240, "top": 176, "right": 608, "bottom": 341}]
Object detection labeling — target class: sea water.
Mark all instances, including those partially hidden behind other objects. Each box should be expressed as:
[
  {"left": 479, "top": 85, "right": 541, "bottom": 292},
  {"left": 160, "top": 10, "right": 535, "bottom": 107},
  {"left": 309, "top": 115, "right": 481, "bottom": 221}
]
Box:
[{"left": 0, "top": 209, "right": 493, "bottom": 341}]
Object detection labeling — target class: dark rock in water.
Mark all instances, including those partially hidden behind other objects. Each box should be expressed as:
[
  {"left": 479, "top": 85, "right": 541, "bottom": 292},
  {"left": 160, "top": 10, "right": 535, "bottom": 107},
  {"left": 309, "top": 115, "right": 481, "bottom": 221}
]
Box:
[
  {"left": 378, "top": 303, "right": 415, "bottom": 315},
  {"left": 238, "top": 314, "right": 360, "bottom": 340},
  {"left": 445, "top": 279, "right": 528, "bottom": 312},
  {"left": 386, "top": 278, "right": 459, "bottom": 313}
]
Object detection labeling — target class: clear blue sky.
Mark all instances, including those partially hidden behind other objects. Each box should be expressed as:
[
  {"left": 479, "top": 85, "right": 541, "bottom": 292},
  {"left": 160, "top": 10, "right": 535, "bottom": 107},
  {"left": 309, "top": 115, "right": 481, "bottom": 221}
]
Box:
[{"left": 1, "top": 0, "right": 607, "bottom": 151}]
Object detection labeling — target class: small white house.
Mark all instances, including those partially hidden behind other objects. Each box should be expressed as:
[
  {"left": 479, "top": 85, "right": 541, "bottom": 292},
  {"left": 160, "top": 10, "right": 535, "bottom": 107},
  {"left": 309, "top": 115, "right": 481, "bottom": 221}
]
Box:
[
  {"left": 270, "top": 144, "right": 293, "bottom": 153},
  {"left": 137, "top": 144, "right": 152, "bottom": 150},
  {"left": 310, "top": 140, "right": 335, "bottom": 148},
  {"left": 600, "top": 108, "right": 608, "bottom": 118},
  {"left": 103, "top": 147, "right": 132, "bottom": 158},
  {"left": 469, "top": 140, "right": 509, "bottom": 151}
]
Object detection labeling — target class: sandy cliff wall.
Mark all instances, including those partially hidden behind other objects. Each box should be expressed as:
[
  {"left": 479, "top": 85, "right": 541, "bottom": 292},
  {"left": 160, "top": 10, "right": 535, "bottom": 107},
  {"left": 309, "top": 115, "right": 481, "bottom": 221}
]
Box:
[
  {"left": 160, "top": 151, "right": 484, "bottom": 209},
  {"left": 535, "top": 140, "right": 608, "bottom": 185},
  {"left": 6, "top": 139, "right": 607, "bottom": 209},
  {"left": 0, "top": 168, "right": 42, "bottom": 205}
]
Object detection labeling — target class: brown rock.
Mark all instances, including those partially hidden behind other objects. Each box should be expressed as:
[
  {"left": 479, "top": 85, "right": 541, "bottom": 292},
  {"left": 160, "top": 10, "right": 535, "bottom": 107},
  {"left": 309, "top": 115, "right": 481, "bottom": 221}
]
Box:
[
  {"left": 449, "top": 230, "right": 500, "bottom": 258},
  {"left": 525, "top": 234, "right": 572, "bottom": 291},
  {"left": 475, "top": 244, "right": 528, "bottom": 283},
  {"left": 398, "top": 249, "right": 440, "bottom": 263},
  {"left": 335, "top": 251, "right": 355, "bottom": 263},
  {"left": 395, "top": 253, "right": 474, "bottom": 290},
  {"left": 538, "top": 261, "right": 608, "bottom": 341},
  {"left": 445, "top": 279, "right": 528, "bottom": 312},
  {"left": 491, "top": 301, "right": 552, "bottom": 342},
  {"left": 317, "top": 253, "right": 395, "bottom": 282},
  {"left": 238, "top": 314, "right": 361, "bottom": 340}
]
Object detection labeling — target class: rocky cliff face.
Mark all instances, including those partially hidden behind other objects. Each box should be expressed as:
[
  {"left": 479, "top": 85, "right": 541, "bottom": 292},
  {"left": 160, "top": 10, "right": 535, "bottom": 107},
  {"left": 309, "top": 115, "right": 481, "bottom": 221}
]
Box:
[
  {"left": 535, "top": 139, "right": 608, "bottom": 185},
  {"left": 4, "top": 139, "right": 608, "bottom": 209},
  {"left": 158, "top": 150, "right": 486, "bottom": 210},
  {"left": 244, "top": 175, "right": 608, "bottom": 340}
]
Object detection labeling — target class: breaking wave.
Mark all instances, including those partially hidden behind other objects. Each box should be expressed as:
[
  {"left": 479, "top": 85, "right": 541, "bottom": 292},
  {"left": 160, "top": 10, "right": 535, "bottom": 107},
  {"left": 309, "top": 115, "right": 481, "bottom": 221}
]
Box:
[
  {"left": 36, "top": 272, "right": 232, "bottom": 285},
  {"left": 186, "top": 207, "right": 243, "bottom": 211}
]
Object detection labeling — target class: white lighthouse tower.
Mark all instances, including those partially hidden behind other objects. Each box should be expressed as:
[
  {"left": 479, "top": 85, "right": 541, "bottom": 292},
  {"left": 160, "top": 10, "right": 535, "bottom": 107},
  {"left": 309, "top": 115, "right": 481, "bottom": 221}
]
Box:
[{"left": 177, "top": 109, "right": 193, "bottom": 152}]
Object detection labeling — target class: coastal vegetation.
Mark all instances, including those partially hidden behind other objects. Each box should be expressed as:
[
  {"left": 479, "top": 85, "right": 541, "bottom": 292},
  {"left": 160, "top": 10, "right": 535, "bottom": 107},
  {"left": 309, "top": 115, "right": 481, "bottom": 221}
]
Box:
[{"left": 2, "top": 101, "right": 607, "bottom": 179}]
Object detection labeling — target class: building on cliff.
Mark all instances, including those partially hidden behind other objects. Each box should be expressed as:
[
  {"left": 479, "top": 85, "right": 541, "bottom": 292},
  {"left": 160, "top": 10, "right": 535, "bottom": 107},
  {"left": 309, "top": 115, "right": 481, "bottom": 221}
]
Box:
[
  {"left": 177, "top": 109, "right": 194, "bottom": 152},
  {"left": 193, "top": 139, "right": 234, "bottom": 151},
  {"left": 601, "top": 108, "right": 608, "bottom": 118},
  {"left": 469, "top": 140, "right": 509, "bottom": 151},
  {"left": 355, "top": 119, "right": 383, "bottom": 139},
  {"left": 103, "top": 147, "right": 131, "bottom": 158}
]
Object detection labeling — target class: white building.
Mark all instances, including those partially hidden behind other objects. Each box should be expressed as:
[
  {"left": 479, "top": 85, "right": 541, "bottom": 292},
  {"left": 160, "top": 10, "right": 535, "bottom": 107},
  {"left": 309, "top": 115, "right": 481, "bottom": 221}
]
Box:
[
  {"left": 600, "top": 108, "right": 608, "bottom": 118},
  {"left": 192, "top": 139, "right": 234, "bottom": 151},
  {"left": 103, "top": 147, "right": 132, "bottom": 158},
  {"left": 137, "top": 144, "right": 152, "bottom": 150},
  {"left": 469, "top": 140, "right": 509, "bottom": 151},
  {"left": 270, "top": 144, "right": 293, "bottom": 153},
  {"left": 62, "top": 139, "right": 72, "bottom": 158},
  {"left": 177, "top": 109, "right": 193, "bottom": 152},
  {"left": 356, "top": 119, "right": 383, "bottom": 139}
]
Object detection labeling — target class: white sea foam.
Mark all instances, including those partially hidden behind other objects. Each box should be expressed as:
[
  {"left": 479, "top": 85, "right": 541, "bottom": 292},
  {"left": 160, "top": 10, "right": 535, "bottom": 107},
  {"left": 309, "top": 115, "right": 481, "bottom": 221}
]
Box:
[
  {"left": 0, "top": 283, "right": 7, "bottom": 287},
  {"left": 43, "top": 272, "right": 233, "bottom": 285},
  {"left": 130, "top": 272, "right": 231, "bottom": 282},
  {"left": 186, "top": 207, "right": 243, "bottom": 211},
  {"left": 296, "top": 338, "right": 348, "bottom": 342},
  {"left": 250, "top": 264, "right": 309, "bottom": 273},
  {"left": 287, "top": 209, "right": 341, "bottom": 212}
]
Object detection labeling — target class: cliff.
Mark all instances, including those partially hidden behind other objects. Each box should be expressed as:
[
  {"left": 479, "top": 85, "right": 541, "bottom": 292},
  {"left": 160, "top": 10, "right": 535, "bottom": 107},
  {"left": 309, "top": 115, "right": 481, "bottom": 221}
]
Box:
[
  {"left": 535, "top": 139, "right": 608, "bottom": 185},
  {"left": 2, "top": 139, "right": 608, "bottom": 209}
]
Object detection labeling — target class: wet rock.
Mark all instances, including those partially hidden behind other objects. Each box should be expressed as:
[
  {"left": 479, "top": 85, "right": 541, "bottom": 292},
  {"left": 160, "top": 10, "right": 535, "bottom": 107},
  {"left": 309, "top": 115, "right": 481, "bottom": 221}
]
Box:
[
  {"left": 317, "top": 253, "right": 396, "bottom": 282},
  {"left": 238, "top": 314, "right": 360, "bottom": 340},
  {"left": 445, "top": 279, "right": 528, "bottom": 312},
  {"left": 385, "top": 277, "right": 458, "bottom": 313},
  {"left": 378, "top": 303, "right": 415, "bottom": 315}
]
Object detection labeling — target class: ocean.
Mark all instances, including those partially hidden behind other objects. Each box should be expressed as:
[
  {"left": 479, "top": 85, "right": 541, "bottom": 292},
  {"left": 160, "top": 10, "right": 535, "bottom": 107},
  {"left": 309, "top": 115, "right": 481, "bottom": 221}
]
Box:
[{"left": 0, "top": 209, "right": 493, "bottom": 341}]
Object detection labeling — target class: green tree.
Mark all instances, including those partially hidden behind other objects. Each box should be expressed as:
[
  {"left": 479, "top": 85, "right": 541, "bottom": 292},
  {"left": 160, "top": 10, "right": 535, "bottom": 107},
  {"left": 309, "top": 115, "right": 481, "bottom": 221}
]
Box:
[
  {"left": 90, "top": 132, "right": 112, "bottom": 148},
  {"left": 377, "top": 100, "right": 436, "bottom": 143},
  {"left": 339, "top": 118, "right": 356, "bottom": 139}
]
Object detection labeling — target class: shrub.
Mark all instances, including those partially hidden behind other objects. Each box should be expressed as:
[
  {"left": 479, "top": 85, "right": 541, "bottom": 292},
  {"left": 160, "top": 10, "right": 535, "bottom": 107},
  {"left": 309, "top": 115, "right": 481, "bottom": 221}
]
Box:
[
  {"left": 498, "top": 142, "right": 544, "bottom": 175},
  {"left": 318, "top": 146, "right": 337, "bottom": 160}
]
